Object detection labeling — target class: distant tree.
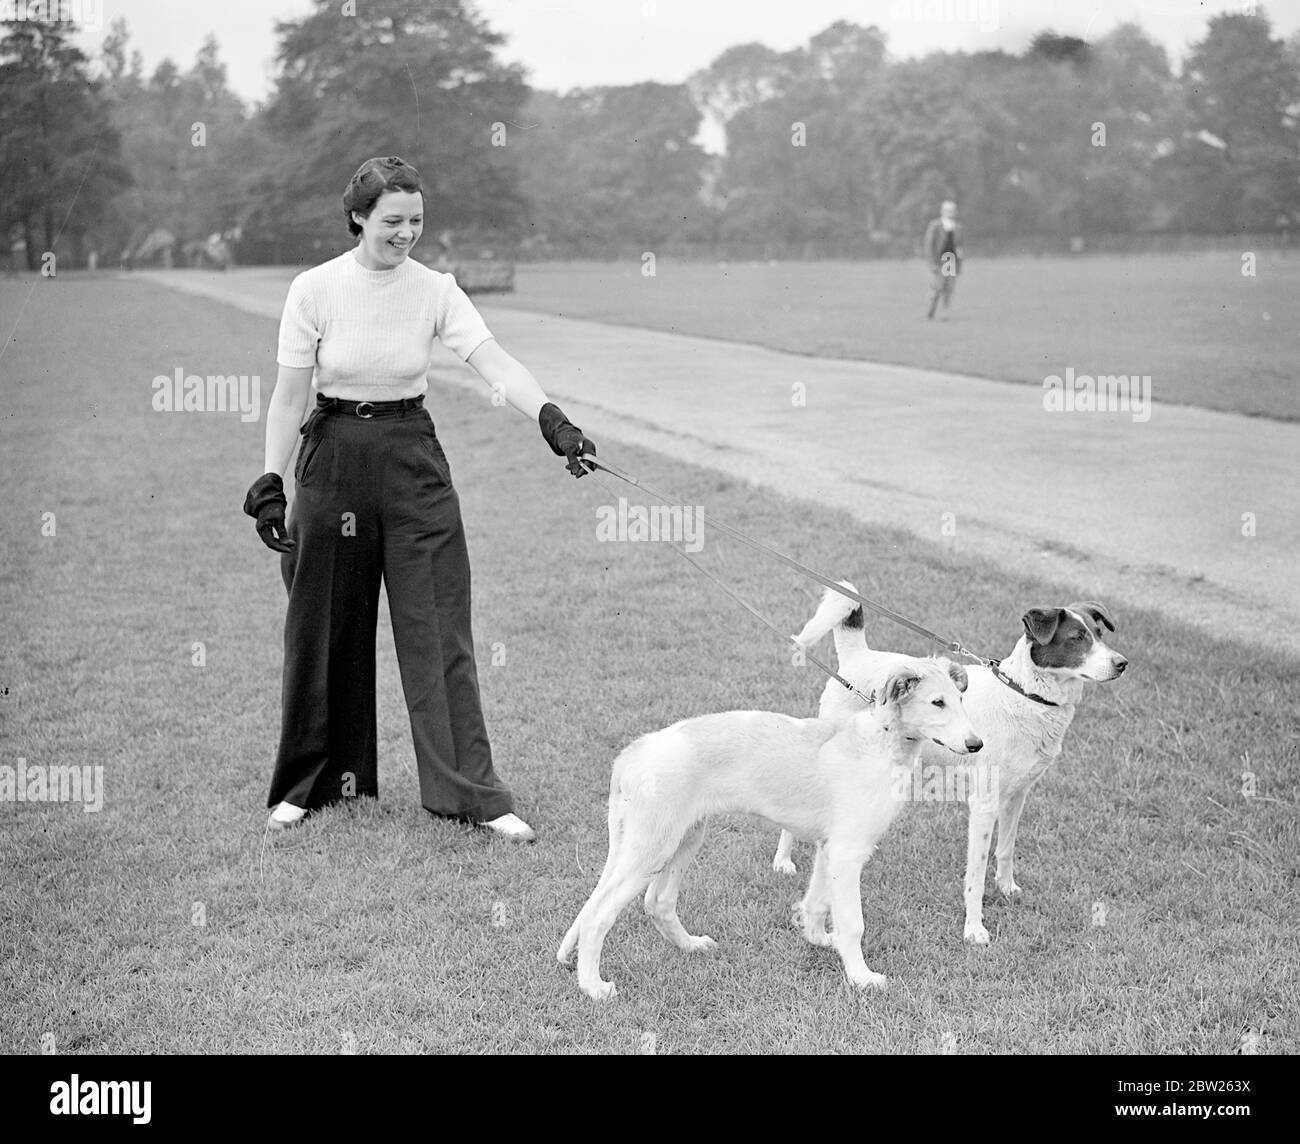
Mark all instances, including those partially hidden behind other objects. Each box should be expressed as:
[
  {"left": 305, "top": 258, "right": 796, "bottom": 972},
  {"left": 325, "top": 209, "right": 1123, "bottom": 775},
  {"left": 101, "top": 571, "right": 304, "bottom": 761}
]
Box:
[
  {"left": 998, "top": 42, "right": 1100, "bottom": 236},
  {"left": 101, "top": 30, "right": 252, "bottom": 263},
  {"left": 806, "top": 20, "right": 887, "bottom": 85},
  {"left": 703, "top": 19, "right": 1197, "bottom": 248},
  {"left": 709, "top": 22, "right": 894, "bottom": 248},
  {"left": 0, "top": 13, "right": 130, "bottom": 269},
  {"left": 99, "top": 14, "right": 138, "bottom": 91},
  {"left": 1167, "top": 12, "right": 1300, "bottom": 230},
  {"left": 886, "top": 30, "right": 1175, "bottom": 241},
  {"left": 856, "top": 54, "right": 1004, "bottom": 241},
  {"left": 514, "top": 83, "right": 709, "bottom": 251},
  {"left": 1028, "top": 32, "right": 1091, "bottom": 66},
  {"left": 689, "top": 41, "right": 811, "bottom": 245},
  {"left": 698, "top": 14, "right": 1298, "bottom": 249},
  {"left": 255, "top": 0, "right": 528, "bottom": 262},
  {"left": 688, "top": 42, "right": 802, "bottom": 126},
  {"left": 1080, "top": 25, "right": 1179, "bottom": 233}
]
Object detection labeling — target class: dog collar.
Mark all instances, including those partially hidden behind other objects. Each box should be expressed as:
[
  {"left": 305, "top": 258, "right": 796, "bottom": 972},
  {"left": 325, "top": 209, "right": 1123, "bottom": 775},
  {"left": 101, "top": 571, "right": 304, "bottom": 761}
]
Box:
[{"left": 990, "top": 660, "right": 1060, "bottom": 707}]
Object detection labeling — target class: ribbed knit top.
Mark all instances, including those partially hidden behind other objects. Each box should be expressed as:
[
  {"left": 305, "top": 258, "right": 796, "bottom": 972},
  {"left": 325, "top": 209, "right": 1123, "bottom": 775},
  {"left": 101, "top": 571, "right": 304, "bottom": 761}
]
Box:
[{"left": 277, "top": 249, "right": 494, "bottom": 400}]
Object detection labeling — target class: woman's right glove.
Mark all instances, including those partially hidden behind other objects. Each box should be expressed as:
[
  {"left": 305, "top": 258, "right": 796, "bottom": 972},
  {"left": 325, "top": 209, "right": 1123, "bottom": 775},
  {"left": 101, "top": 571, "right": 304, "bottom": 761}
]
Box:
[{"left": 243, "top": 473, "right": 296, "bottom": 553}]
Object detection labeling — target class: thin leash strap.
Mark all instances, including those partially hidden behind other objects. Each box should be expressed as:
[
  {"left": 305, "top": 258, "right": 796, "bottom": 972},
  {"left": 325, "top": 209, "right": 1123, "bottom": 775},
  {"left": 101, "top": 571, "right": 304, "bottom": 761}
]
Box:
[
  {"left": 586, "top": 468, "right": 875, "bottom": 708},
  {"left": 582, "top": 455, "right": 991, "bottom": 665},
  {"left": 669, "top": 538, "right": 875, "bottom": 708}
]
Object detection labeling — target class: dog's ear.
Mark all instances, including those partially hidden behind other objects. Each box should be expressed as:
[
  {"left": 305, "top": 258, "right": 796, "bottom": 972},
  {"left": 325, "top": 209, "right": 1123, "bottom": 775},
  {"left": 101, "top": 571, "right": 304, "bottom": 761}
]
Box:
[
  {"left": 1022, "top": 608, "right": 1062, "bottom": 645},
  {"left": 1068, "top": 600, "right": 1115, "bottom": 632},
  {"left": 883, "top": 668, "right": 921, "bottom": 705},
  {"left": 942, "top": 658, "right": 969, "bottom": 693}
]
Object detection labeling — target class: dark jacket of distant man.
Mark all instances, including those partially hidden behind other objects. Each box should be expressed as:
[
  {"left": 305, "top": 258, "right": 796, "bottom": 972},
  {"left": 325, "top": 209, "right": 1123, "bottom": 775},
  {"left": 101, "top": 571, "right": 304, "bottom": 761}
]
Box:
[
  {"left": 923, "top": 215, "right": 964, "bottom": 271},
  {"left": 923, "top": 204, "right": 963, "bottom": 319}
]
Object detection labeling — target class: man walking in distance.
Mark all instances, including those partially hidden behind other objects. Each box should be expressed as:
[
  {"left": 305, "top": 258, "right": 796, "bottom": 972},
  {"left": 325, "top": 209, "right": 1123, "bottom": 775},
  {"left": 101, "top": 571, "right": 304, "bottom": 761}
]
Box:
[{"left": 923, "top": 200, "right": 963, "bottom": 319}]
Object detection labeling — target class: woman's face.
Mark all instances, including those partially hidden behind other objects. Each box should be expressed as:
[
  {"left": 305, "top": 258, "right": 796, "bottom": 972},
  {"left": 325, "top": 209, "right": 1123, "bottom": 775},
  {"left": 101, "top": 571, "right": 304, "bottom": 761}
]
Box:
[{"left": 352, "top": 190, "right": 423, "bottom": 269}]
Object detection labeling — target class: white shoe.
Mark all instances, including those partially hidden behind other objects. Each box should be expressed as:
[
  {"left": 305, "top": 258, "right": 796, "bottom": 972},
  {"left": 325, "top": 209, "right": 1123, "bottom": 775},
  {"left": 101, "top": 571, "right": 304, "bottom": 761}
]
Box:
[
  {"left": 481, "top": 812, "right": 536, "bottom": 842},
  {"left": 266, "top": 801, "right": 307, "bottom": 831}
]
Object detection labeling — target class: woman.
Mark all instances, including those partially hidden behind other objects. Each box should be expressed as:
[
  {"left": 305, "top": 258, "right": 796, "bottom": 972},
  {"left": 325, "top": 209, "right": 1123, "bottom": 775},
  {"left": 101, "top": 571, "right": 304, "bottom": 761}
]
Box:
[{"left": 243, "top": 155, "right": 595, "bottom": 841}]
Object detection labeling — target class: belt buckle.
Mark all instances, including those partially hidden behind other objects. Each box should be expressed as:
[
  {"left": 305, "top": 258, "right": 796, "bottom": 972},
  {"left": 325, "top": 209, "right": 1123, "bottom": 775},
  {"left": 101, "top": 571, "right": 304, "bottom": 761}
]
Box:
[{"left": 354, "top": 401, "right": 374, "bottom": 419}]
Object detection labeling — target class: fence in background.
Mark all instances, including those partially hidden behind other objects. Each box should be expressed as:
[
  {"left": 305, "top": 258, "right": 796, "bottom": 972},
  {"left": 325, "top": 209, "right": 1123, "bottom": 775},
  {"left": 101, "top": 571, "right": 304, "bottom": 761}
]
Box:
[{"left": 515, "top": 230, "right": 1298, "bottom": 263}]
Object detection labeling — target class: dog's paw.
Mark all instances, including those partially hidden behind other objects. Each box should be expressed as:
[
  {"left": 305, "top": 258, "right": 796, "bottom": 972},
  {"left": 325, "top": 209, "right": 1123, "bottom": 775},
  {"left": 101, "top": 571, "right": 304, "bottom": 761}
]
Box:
[
  {"left": 849, "top": 970, "right": 887, "bottom": 992},
  {"left": 683, "top": 934, "right": 716, "bottom": 953},
  {"left": 792, "top": 903, "right": 833, "bottom": 946},
  {"left": 997, "top": 878, "right": 1022, "bottom": 898},
  {"left": 582, "top": 978, "right": 617, "bottom": 1001},
  {"left": 773, "top": 857, "right": 797, "bottom": 875},
  {"left": 964, "top": 923, "right": 991, "bottom": 945}
]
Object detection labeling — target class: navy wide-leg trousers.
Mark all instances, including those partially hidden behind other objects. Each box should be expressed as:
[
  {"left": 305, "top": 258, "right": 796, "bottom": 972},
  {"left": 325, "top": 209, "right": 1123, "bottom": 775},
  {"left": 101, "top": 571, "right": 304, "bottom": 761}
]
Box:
[{"left": 267, "top": 399, "right": 513, "bottom": 821}]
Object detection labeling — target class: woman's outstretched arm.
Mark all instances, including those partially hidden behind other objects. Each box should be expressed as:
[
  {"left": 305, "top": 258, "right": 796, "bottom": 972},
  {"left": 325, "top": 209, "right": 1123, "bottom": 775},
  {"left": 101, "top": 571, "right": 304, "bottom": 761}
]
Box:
[{"left": 465, "top": 338, "right": 547, "bottom": 420}]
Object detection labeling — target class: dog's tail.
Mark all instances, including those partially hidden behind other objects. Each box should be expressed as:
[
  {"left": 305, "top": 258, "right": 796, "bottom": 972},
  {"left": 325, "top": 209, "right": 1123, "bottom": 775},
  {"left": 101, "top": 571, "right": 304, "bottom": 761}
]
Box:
[{"left": 792, "top": 580, "right": 868, "bottom": 660}]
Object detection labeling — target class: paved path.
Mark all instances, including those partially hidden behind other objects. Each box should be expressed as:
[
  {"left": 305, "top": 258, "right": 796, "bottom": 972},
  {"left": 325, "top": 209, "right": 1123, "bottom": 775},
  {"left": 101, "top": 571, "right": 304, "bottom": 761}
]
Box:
[{"left": 127, "top": 268, "right": 1298, "bottom": 658}]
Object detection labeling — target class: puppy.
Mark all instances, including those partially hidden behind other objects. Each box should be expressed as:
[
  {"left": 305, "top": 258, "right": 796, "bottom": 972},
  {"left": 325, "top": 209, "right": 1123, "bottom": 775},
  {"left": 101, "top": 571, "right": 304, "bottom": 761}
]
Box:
[
  {"left": 557, "top": 655, "right": 981, "bottom": 1000},
  {"left": 773, "top": 583, "right": 1127, "bottom": 943}
]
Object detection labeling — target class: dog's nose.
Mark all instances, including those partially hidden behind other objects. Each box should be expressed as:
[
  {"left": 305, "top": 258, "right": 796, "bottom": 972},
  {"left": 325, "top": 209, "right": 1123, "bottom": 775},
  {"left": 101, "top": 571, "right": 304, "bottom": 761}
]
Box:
[
  {"left": 1114, "top": 657, "right": 1128, "bottom": 673},
  {"left": 965, "top": 736, "right": 983, "bottom": 753}
]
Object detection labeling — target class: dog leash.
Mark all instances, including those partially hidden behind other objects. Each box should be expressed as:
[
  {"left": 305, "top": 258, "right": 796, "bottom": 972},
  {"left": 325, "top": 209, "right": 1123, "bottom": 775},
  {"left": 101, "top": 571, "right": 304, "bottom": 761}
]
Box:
[
  {"left": 583, "top": 461, "right": 914, "bottom": 711},
  {"left": 581, "top": 454, "right": 1064, "bottom": 709},
  {"left": 585, "top": 465, "right": 874, "bottom": 707},
  {"left": 663, "top": 532, "right": 878, "bottom": 709},
  {"left": 582, "top": 455, "right": 990, "bottom": 662}
]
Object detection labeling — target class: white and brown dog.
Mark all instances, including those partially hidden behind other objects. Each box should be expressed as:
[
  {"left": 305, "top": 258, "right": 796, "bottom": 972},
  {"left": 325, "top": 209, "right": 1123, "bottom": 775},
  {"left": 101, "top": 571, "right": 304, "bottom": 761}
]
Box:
[
  {"left": 558, "top": 655, "right": 982, "bottom": 1000},
  {"left": 774, "top": 584, "right": 1127, "bottom": 943}
]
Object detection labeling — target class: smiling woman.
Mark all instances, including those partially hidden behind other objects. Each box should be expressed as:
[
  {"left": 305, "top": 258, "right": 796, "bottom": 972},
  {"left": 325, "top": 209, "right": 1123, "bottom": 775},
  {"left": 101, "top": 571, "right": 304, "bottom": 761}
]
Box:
[
  {"left": 241, "top": 155, "right": 597, "bottom": 843},
  {"left": 344, "top": 157, "right": 424, "bottom": 268}
]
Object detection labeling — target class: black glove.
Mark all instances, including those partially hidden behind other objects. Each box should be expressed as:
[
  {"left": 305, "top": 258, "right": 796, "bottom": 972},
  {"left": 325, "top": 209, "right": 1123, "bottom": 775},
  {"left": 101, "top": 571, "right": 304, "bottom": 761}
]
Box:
[
  {"left": 243, "top": 473, "right": 296, "bottom": 553},
  {"left": 538, "top": 401, "right": 595, "bottom": 478}
]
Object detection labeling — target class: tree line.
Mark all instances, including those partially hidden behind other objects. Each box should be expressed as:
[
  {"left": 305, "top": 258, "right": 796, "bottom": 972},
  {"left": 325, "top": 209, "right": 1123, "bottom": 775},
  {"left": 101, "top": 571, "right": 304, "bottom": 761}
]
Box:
[{"left": 2, "top": 0, "right": 1297, "bottom": 270}]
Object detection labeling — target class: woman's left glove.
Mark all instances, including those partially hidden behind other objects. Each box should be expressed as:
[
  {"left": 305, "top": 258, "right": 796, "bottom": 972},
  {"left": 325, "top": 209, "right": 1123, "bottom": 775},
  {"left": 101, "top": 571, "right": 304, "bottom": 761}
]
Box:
[
  {"left": 538, "top": 401, "right": 596, "bottom": 478},
  {"left": 243, "top": 473, "right": 296, "bottom": 553}
]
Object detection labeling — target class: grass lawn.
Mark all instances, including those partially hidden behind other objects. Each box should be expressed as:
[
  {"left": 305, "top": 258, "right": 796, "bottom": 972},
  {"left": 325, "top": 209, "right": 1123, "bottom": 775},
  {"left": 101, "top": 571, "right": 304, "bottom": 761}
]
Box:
[
  {"left": 505, "top": 255, "right": 1300, "bottom": 421},
  {"left": 0, "top": 276, "right": 1296, "bottom": 1054}
]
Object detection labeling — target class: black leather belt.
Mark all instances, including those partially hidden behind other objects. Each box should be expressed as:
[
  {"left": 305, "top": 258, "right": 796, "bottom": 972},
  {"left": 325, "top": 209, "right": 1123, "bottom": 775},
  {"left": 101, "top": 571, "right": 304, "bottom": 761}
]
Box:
[{"left": 317, "top": 395, "right": 424, "bottom": 419}]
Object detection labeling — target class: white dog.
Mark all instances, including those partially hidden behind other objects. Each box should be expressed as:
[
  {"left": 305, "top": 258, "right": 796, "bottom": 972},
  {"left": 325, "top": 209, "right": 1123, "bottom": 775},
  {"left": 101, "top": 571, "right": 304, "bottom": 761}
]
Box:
[
  {"left": 773, "top": 583, "right": 1128, "bottom": 943},
  {"left": 557, "top": 655, "right": 982, "bottom": 1000}
]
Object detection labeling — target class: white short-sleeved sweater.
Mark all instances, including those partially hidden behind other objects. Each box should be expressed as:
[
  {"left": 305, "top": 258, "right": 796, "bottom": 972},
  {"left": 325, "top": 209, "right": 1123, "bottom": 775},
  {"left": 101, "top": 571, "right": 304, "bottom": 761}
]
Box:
[{"left": 277, "top": 250, "right": 494, "bottom": 401}]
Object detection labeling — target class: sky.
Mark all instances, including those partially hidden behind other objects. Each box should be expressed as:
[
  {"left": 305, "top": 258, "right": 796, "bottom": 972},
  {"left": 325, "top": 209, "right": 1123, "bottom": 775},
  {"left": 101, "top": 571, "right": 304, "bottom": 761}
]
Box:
[{"left": 63, "top": 0, "right": 1300, "bottom": 107}]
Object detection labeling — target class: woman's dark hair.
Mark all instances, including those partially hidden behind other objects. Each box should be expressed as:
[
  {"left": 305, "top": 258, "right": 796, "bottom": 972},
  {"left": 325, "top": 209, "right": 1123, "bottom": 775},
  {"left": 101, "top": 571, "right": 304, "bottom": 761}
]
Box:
[{"left": 343, "top": 156, "right": 424, "bottom": 236}]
